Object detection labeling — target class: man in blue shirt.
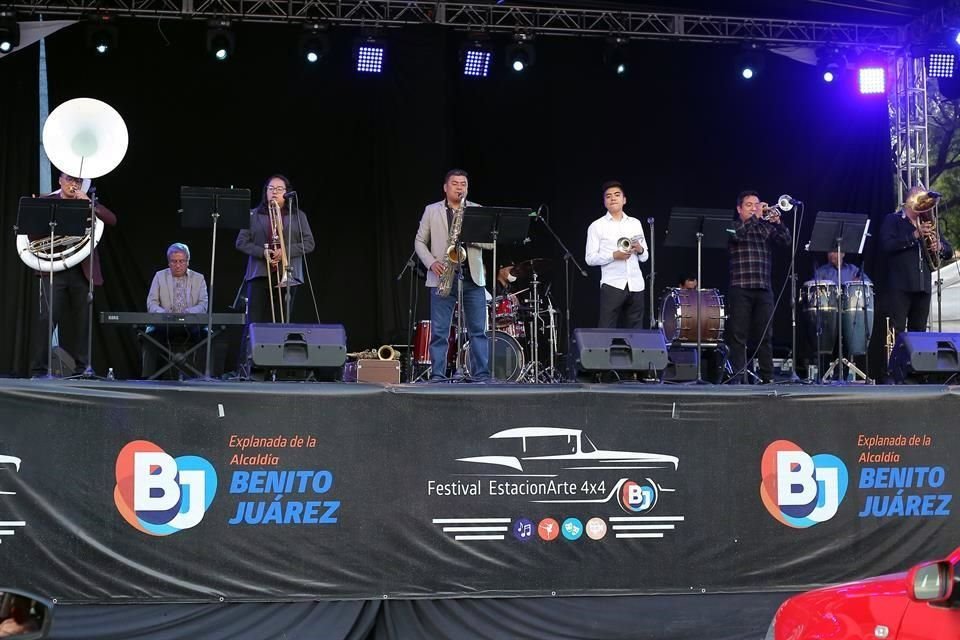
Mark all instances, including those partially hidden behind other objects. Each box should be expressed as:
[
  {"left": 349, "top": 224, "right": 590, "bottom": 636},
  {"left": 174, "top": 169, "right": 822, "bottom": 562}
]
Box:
[{"left": 813, "top": 251, "right": 870, "bottom": 284}]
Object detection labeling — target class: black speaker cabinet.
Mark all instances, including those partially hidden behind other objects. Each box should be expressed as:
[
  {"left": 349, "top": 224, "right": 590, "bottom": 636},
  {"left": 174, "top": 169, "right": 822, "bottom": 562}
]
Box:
[
  {"left": 248, "top": 324, "right": 347, "bottom": 369},
  {"left": 572, "top": 328, "right": 669, "bottom": 372},
  {"left": 888, "top": 332, "right": 960, "bottom": 384}
]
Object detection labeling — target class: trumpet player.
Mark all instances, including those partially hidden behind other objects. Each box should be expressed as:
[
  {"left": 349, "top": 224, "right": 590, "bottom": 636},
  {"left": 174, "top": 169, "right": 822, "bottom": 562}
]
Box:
[
  {"left": 726, "top": 190, "right": 791, "bottom": 384},
  {"left": 414, "top": 169, "right": 492, "bottom": 381},
  {"left": 235, "top": 175, "right": 315, "bottom": 326},
  {"left": 879, "top": 185, "right": 953, "bottom": 335},
  {"left": 585, "top": 180, "right": 648, "bottom": 329},
  {"left": 28, "top": 173, "right": 117, "bottom": 377}
]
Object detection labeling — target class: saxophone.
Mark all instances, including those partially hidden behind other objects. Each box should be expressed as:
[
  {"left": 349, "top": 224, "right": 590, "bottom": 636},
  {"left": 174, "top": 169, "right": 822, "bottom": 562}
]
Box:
[{"left": 437, "top": 198, "right": 466, "bottom": 297}]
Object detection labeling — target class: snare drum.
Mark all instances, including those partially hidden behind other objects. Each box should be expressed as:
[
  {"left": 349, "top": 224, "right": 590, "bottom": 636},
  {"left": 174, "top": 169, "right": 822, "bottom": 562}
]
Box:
[
  {"left": 494, "top": 293, "right": 526, "bottom": 339},
  {"left": 800, "top": 280, "right": 839, "bottom": 354},
  {"left": 841, "top": 280, "right": 874, "bottom": 356},
  {"left": 660, "top": 288, "right": 725, "bottom": 343}
]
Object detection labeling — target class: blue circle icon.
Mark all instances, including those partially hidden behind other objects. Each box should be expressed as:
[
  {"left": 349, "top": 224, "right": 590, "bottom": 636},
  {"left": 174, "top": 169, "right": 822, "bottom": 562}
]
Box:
[{"left": 561, "top": 517, "right": 583, "bottom": 541}]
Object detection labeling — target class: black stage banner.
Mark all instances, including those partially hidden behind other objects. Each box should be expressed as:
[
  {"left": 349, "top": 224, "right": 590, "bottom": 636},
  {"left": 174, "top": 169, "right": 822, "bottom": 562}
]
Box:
[{"left": 0, "top": 381, "right": 956, "bottom": 603}]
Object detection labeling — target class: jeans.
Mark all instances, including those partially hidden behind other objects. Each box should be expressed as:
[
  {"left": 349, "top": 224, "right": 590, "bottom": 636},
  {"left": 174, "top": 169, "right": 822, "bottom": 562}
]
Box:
[{"left": 429, "top": 277, "right": 489, "bottom": 379}]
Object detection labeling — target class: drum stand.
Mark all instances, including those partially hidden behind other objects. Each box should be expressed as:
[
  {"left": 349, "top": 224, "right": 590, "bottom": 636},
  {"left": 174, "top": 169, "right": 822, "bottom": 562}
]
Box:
[
  {"left": 821, "top": 249, "right": 868, "bottom": 383},
  {"left": 519, "top": 271, "right": 544, "bottom": 383}
]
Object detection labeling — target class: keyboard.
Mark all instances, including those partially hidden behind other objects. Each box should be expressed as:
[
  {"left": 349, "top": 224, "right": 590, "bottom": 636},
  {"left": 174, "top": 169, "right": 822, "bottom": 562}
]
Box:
[{"left": 100, "top": 312, "right": 246, "bottom": 326}]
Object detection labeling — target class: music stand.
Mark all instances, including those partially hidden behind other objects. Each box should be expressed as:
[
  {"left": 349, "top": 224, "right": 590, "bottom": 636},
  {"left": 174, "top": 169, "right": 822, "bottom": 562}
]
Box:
[
  {"left": 16, "top": 197, "right": 93, "bottom": 378},
  {"left": 664, "top": 208, "right": 732, "bottom": 383},
  {"left": 807, "top": 211, "right": 871, "bottom": 383},
  {"left": 459, "top": 206, "right": 532, "bottom": 381},
  {"left": 180, "top": 187, "right": 251, "bottom": 379}
]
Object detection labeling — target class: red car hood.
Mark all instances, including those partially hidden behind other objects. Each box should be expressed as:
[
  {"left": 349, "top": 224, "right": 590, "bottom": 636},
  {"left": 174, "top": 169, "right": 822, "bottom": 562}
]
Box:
[{"left": 776, "top": 573, "right": 911, "bottom": 640}]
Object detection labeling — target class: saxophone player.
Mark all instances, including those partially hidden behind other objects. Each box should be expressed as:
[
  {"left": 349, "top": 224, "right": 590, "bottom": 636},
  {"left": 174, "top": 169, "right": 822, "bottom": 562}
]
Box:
[{"left": 414, "top": 169, "right": 493, "bottom": 381}]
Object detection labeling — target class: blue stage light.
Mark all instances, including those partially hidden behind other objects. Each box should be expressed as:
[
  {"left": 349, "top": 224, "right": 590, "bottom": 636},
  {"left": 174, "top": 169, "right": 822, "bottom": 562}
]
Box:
[
  {"left": 927, "top": 52, "right": 956, "bottom": 79},
  {"left": 858, "top": 67, "right": 885, "bottom": 94},
  {"left": 463, "top": 49, "right": 492, "bottom": 77},
  {"left": 356, "top": 43, "right": 384, "bottom": 73},
  {"left": 741, "top": 66, "right": 755, "bottom": 80}
]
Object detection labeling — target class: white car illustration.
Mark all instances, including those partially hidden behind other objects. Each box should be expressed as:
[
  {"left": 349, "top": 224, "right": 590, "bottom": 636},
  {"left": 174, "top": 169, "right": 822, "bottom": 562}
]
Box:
[{"left": 0, "top": 455, "right": 20, "bottom": 496}]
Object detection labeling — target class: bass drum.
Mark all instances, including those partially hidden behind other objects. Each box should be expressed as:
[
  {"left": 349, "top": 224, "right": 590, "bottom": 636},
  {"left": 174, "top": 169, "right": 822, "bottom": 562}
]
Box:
[
  {"left": 462, "top": 330, "right": 524, "bottom": 381},
  {"left": 660, "top": 288, "right": 725, "bottom": 343}
]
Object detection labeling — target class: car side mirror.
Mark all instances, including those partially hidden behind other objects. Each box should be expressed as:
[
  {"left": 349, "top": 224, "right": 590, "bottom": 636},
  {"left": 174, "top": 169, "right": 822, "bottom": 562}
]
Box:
[
  {"left": 0, "top": 588, "right": 54, "bottom": 639},
  {"left": 906, "top": 561, "right": 955, "bottom": 603}
]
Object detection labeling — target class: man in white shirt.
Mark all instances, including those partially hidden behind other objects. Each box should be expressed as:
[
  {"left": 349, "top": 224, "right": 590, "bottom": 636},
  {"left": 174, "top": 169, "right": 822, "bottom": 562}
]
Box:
[{"left": 585, "top": 181, "right": 649, "bottom": 328}]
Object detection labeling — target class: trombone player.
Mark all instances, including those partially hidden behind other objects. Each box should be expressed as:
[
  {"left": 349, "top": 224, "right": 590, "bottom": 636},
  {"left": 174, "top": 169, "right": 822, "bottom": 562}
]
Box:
[
  {"left": 28, "top": 173, "right": 118, "bottom": 377},
  {"left": 236, "top": 175, "right": 315, "bottom": 326},
  {"left": 879, "top": 186, "right": 953, "bottom": 335}
]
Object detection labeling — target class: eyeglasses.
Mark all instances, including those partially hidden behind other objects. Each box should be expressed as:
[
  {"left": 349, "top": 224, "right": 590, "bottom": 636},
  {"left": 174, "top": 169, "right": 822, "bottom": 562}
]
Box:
[{"left": 266, "top": 186, "right": 287, "bottom": 193}]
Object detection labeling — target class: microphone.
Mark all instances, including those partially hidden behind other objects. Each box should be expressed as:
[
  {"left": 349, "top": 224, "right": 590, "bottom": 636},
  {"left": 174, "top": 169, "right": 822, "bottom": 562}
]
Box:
[
  {"left": 928, "top": 191, "right": 941, "bottom": 198},
  {"left": 284, "top": 190, "right": 297, "bottom": 198}
]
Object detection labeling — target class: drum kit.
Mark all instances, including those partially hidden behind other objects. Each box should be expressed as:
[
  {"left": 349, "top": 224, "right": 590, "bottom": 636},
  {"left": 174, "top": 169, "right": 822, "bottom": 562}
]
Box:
[{"left": 411, "top": 258, "right": 562, "bottom": 382}]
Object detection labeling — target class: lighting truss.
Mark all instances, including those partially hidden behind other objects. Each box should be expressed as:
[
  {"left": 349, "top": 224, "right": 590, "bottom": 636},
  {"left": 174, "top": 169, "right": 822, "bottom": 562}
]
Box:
[{"left": 6, "top": 1, "right": 903, "bottom": 48}]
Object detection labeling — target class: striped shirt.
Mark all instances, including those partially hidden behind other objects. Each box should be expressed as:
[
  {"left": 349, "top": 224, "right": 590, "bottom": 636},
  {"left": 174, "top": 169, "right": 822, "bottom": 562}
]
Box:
[{"left": 728, "top": 216, "right": 791, "bottom": 290}]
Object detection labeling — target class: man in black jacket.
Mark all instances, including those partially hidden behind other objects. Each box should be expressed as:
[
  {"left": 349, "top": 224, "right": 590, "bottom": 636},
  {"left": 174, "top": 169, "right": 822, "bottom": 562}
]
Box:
[{"left": 879, "top": 186, "right": 953, "bottom": 334}]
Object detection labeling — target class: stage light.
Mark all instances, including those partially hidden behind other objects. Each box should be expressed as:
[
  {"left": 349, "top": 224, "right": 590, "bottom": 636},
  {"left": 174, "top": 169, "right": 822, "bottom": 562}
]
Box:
[
  {"left": 506, "top": 33, "right": 535, "bottom": 73},
  {"left": 817, "top": 47, "right": 846, "bottom": 83},
  {"left": 858, "top": 66, "right": 885, "bottom": 94},
  {"left": 355, "top": 39, "right": 385, "bottom": 73},
  {"left": 927, "top": 52, "right": 956, "bottom": 79},
  {"left": 955, "top": 30, "right": 960, "bottom": 46},
  {"left": 299, "top": 24, "right": 330, "bottom": 65},
  {"left": 86, "top": 16, "right": 118, "bottom": 55},
  {"left": 0, "top": 12, "right": 19, "bottom": 53},
  {"left": 735, "top": 44, "right": 764, "bottom": 81},
  {"left": 604, "top": 37, "right": 628, "bottom": 76},
  {"left": 206, "top": 20, "right": 235, "bottom": 62},
  {"left": 461, "top": 38, "right": 492, "bottom": 77}
]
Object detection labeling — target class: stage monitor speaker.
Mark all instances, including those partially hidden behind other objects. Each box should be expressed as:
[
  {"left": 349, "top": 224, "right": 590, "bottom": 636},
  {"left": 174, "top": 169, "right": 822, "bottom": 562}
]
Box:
[
  {"left": 888, "top": 332, "right": 960, "bottom": 384},
  {"left": 249, "top": 323, "right": 347, "bottom": 371},
  {"left": 572, "top": 328, "right": 669, "bottom": 373}
]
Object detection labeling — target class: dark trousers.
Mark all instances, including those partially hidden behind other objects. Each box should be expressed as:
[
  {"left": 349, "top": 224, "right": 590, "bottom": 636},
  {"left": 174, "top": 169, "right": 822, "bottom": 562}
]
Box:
[
  {"left": 29, "top": 268, "right": 89, "bottom": 376},
  {"left": 598, "top": 283, "right": 646, "bottom": 329},
  {"left": 885, "top": 289, "right": 930, "bottom": 334},
  {"left": 725, "top": 286, "right": 775, "bottom": 381}
]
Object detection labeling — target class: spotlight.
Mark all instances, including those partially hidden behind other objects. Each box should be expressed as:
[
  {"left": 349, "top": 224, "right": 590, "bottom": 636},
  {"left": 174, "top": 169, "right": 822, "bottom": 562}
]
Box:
[
  {"left": 955, "top": 31, "right": 960, "bottom": 46},
  {"left": 355, "top": 38, "right": 385, "bottom": 73},
  {"left": 0, "top": 12, "right": 19, "bottom": 54},
  {"left": 86, "top": 15, "right": 118, "bottom": 56},
  {"left": 817, "top": 47, "right": 846, "bottom": 83},
  {"left": 927, "top": 52, "right": 956, "bottom": 79},
  {"left": 506, "top": 33, "right": 535, "bottom": 73},
  {"left": 858, "top": 66, "right": 885, "bottom": 94},
  {"left": 604, "top": 37, "right": 629, "bottom": 76},
  {"left": 461, "top": 38, "right": 493, "bottom": 77},
  {"left": 735, "top": 44, "right": 764, "bottom": 81},
  {"left": 206, "top": 20, "right": 235, "bottom": 62},
  {"left": 299, "top": 24, "right": 330, "bottom": 65}
]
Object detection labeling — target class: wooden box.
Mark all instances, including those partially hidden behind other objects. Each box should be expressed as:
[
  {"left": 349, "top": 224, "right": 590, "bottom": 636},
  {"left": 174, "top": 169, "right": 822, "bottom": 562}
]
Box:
[{"left": 343, "top": 359, "right": 400, "bottom": 384}]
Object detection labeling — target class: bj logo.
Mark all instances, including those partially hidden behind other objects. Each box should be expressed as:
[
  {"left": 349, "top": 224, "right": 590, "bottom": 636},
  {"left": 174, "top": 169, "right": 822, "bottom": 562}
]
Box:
[
  {"left": 115, "top": 440, "right": 217, "bottom": 536},
  {"left": 760, "top": 440, "right": 848, "bottom": 528}
]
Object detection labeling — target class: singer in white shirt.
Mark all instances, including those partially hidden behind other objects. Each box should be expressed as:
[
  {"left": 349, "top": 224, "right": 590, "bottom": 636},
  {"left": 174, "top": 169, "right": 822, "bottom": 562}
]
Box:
[{"left": 585, "top": 181, "right": 649, "bottom": 328}]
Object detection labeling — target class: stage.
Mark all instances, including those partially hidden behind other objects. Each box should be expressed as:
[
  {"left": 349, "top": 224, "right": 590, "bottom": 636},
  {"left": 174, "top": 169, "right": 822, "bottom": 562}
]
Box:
[{"left": 0, "top": 378, "right": 957, "bottom": 637}]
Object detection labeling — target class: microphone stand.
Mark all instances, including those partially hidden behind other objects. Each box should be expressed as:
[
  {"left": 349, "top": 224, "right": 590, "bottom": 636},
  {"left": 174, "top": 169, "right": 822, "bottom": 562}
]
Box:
[
  {"left": 647, "top": 216, "right": 655, "bottom": 329},
  {"left": 72, "top": 189, "right": 100, "bottom": 380},
  {"left": 396, "top": 249, "right": 422, "bottom": 382},
  {"left": 786, "top": 204, "right": 801, "bottom": 383},
  {"left": 532, "top": 208, "right": 587, "bottom": 381},
  {"left": 284, "top": 193, "right": 297, "bottom": 324}
]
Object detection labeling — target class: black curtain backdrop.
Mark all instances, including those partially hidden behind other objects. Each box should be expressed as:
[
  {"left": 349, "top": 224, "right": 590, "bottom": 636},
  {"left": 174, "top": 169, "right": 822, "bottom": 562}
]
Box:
[{"left": 0, "top": 20, "right": 894, "bottom": 379}]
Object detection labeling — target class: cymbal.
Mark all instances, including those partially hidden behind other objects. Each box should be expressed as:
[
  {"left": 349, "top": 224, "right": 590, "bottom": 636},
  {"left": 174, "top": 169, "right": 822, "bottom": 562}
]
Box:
[
  {"left": 43, "top": 98, "right": 128, "bottom": 179},
  {"left": 511, "top": 258, "right": 554, "bottom": 279}
]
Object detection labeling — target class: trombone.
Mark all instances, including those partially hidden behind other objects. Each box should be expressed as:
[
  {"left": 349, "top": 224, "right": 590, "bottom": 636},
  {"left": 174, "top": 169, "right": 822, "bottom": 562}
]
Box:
[{"left": 264, "top": 199, "right": 290, "bottom": 323}]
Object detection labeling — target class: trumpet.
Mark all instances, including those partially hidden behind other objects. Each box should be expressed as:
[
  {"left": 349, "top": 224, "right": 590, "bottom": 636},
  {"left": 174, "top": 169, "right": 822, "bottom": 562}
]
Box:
[
  {"left": 617, "top": 234, "right": 644, "bottom": 252},
  {"left": 760, "top": 194, "right": 796, "bottom": 220}
]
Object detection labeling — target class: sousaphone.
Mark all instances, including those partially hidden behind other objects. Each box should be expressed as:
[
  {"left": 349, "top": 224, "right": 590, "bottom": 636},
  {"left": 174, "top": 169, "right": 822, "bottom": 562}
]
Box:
[{"left": 17, "top": 98, "right": 128, "bottom": 272}]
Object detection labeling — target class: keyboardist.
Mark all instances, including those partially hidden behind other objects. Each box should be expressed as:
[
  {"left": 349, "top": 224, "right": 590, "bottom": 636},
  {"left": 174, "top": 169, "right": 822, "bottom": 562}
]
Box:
[{"left": 143, "top": 243, "right": 209, "bottom": 378}]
